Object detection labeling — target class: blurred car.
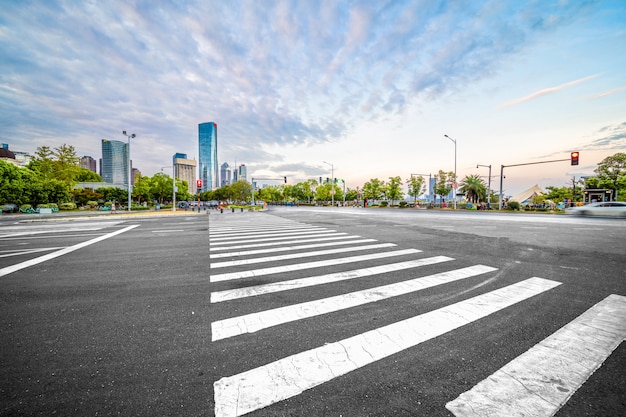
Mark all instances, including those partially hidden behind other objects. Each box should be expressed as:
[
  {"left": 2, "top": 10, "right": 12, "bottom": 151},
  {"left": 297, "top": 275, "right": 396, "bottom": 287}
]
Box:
[
  {"left": 565, "top": 201, "right": 626, "bottom": 217},
  {"left": 1, "top": 203, "right": 18, "bottom": 213}
]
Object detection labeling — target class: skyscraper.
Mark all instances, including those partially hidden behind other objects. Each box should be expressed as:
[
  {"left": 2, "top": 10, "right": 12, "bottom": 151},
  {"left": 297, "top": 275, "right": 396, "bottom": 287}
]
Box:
[
  {"left": 198, "top": 122, "right": 217, "bottom": 192},
  {"left": 238, "top": 164, "right": 247, "bottom": 182},
  {"left": 174, "top": 154, "right": 197, "bottom": 195},
  {"left": 80, "top": 156, "right": 97, "bottom": 173},
  {"left": 101, "top": 139, "right": 129, "bottom": 186},
  {"left": 220, "top": 162, "right": 231, "bottom": 187}
]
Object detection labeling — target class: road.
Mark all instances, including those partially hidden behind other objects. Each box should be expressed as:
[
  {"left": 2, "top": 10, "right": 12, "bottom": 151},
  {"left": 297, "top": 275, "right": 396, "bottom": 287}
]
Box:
[{"left": 1, "top": 208, "right": 624, "bottom": 416}]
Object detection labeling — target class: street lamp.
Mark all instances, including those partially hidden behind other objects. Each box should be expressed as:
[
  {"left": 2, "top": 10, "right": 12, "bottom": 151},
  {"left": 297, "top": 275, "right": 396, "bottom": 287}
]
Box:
[
  {"left": 323, "top": 161, "right": 334, "bottom": 207},
  {"left": 161, "top": 166, "right": 176, "bottom": 212},
  {"left": 443, "top": 134, "right": 457, "bottom": 209},
  {"left": 122, "top": 130, "right": 136, "bottom": 212},
  {"left": 477, "top": 164, "right": 492, "bottom": 209}
]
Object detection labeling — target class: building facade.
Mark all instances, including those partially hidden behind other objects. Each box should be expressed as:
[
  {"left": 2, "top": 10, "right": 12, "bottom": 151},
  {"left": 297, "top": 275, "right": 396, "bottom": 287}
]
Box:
[
  {"left": 174, "top": 155, "right": 197, "bottom": 195},
  {"left": 101, "top": 139, "right": 129, "bottom": 187},
  {"left": 80, "top": 156, "right": 97, "bottom": 173},
  {"left": 237, "top": 164, "right": 247, "bottom": 182},
  {"left": 220, "top": 162, "right": 231, "bottom": 187},
  {"left": 198, "top": 122, "right": 218, "bottom": 192}
]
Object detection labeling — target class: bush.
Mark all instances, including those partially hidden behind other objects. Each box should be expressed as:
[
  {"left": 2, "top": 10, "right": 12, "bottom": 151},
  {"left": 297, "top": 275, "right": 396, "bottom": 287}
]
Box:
[
  {"left": 20, "top": 204, "right": 32, "bottom": 211},
  {"left": 59, "top": 202, "right": 76, "bottom": 210},
  {"left": 380, "top": 201, "right": 389, "bottom": 207},
  {"left": 507, "top": 201, "right": 521, "bottom": 210},
  {"left": 399, "top": 201, "right": 408, "bottom": 208},
  {"left": 87, "top": 201, "right": 98, "bottom": 208}
]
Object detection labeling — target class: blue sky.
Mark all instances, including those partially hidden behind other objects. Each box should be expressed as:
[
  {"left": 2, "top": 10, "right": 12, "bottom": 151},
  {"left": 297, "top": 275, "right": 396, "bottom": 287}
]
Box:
[{"left": 1, "top": 0, "right": 625, "bottom": 195}]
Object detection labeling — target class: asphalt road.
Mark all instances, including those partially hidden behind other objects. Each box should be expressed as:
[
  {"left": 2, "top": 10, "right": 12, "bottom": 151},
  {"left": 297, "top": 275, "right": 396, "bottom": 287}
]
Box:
[{"left": 1, "top": 208, "right": 624, "bottom": 416}]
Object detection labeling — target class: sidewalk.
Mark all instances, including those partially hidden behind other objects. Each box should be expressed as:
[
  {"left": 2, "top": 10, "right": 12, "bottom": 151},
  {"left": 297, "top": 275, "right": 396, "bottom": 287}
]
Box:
[{"left": 0, "top": 208, "right": 208, "bottom": 223}]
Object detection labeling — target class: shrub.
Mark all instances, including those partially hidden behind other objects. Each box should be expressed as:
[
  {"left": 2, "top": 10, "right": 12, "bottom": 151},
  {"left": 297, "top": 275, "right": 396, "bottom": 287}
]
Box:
[
  {"left": 399, "top": 201, "right": 408, "bottom": 208},
  {"left": 59, "top": 202, "right": 77, "bottom": 210},
  {"left": 380, "top": 201, "right": 389, "bottom": 207},
  {"left": 87, "top": 201, "right": 98, "bottom": 208},
  {"left": 20, "top": 204, "right": 32, "bottom": 211},
  {"left": 507, "top": 201, "right": 521, "bottom": 210}
]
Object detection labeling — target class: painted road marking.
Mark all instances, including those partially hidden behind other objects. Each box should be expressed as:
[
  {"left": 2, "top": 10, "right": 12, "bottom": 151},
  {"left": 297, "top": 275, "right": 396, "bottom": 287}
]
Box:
[
  {"left": 0, "top": 225, "right": 139, "bottom": 278},
  {"left": 446, "top": 293, "right": 626, "bottom": 417},
  {"left": 209, "top": 229, "right": 338, "bottom": 245},
  {"left": 211, "top": 256, "right": 453, "bottom": 302},
  {"left": 210, "top": 238, "right": 376, "bottom": 258},
  {"left": 208, "top": 225, "right": 322, "bottom": 236},
  {"left": 0, "top": 247, "right": 65, "bottom": 258},
  {"left": 213, "top": 277, "right": 562, "bottom": 417},
  {"left": 212, "top": 264, "right": 497, "bottom": 341},
  {"left": 211, "top": 243, "right": 397, "bottom": 268},
  {"left": 209, "top": 249, "right": 421, "bottom": 282},
  {"left": 209, "top": 227, "right": 330, "bottom": 241},
  {"left": 208, "top": 234, "right": 355, "bottom": 251}
]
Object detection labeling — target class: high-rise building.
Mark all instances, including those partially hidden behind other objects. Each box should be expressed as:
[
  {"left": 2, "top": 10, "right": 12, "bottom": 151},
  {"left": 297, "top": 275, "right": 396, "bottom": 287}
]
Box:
[
  {"left": 101, "top": 139, "right": 129, "bottom": 187},
  {"left": 198, "top": 122, "right": 217, "bottom": 192},
  {"left": 174, "top": 154, "right": 197, "bottom": 195},
  {"left": 220, "top": 162, "right": 231, "bottom": 187},
  {"left": 80, "top": 156, "right": 97, "bottom": 173},
  {"left": 238, "top": 164, "right": 247, "bottom": 182}
]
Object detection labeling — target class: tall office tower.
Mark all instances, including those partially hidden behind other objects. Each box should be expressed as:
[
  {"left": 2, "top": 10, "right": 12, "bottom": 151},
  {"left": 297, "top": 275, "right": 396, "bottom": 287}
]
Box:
[
  {"left": 198, "top": 122, "right": 217, "bottom": 192},
  {"left": 220, "top": 162, "right": 231, "bottom": 187},
  {"left": 174, "top": 154, "right": 197, "bottom": 195},
  {"left": 238, "top": 164, "right": 247, "bottom": 182},
  {"left": 80, "top": 156, "right": 97, "bottom": 173},
  {"left": 101, "top": 139, "right": 129, "bottom": 186}
]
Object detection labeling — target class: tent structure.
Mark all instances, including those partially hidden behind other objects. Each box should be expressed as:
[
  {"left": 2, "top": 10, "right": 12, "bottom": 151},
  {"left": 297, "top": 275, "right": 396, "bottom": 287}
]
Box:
[{"left": 508, "top": 184, "right": 544, "bottom": 204}]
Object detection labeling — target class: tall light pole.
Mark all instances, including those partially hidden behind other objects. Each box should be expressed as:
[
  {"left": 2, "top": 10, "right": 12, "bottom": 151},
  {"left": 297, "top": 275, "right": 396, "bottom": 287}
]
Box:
[
  {"left": 477, "top": 164, "right": 492, "bottom": 209},
  {"left": 443, "top": 134, "right": 457, "bottom": 209},
  {"left": 122, "top": 130, "right": 135, "bottom": 212},
  {"left": 161, "top": 166, "right": 176, "bottom": 212},
  {"left": 323, "top": 161, "right": 334, "bottom": 207}
]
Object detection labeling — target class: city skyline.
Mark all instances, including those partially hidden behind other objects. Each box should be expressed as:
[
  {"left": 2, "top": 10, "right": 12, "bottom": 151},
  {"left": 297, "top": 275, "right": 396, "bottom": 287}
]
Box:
[{"left": 1, "top": 1, "right": 625, "bottom": 196}]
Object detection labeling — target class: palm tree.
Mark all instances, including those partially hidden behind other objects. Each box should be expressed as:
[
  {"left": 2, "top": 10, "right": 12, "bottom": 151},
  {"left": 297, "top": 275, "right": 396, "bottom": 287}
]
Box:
[{"left": 459, "top": 174, "right": 487, "bottom": 204}]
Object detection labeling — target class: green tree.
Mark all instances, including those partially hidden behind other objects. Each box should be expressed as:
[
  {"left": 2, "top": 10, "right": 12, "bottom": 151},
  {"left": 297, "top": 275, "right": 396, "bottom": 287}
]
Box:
[
  {"left": 406, "top": 176, "right": 425, "bottom": 204},
  {"left": 150, "top": 172, "right": 172, "bottom": 203},
  {"left": 133, "top": 176, "right": 153, "bottom": 204},
  {"left": 362, "top": 178, "right": 385, "bottom": 201},
  {"left": 230, "top": 180, "right": 253, "bottom": 202},
  {"left": 459, "top": 174, "right": 487, "bottom": 203},
  {"left": 386, "top": 176, "right": 402, "bottom": 205},
  {"left": 434, "top": 170, "right": 454, "bottom": 206},
  {"left": 76, "top": 168, "right": 102, "bottom": 182}
]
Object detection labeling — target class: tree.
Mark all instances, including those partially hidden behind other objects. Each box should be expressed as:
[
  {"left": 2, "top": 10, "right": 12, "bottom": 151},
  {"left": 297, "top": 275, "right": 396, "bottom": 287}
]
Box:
[
  {"left": 406, "top": 176, "right": 425, "bottom": 204},
  {"left": 362, "top": 178, "right": 385, "bottom": 201},
  {"left": 434, "top": 170, "right": 454, "bottom": 206},
  {"left": 133, "top": 176, "right": 153, "bottom": 204},
  {"left": 459, "top": 174, "right": 487, "bottom": 204},
  {"left": 387, "top": 176, "right": 402, "bottom": 205}
]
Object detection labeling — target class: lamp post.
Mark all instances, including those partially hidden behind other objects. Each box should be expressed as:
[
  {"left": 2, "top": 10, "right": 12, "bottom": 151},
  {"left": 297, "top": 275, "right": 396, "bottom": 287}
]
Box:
[
  {"left": 476, "top": 164, "right": 492, "bottom": 209},
  {"left": 161, "top": 166, "right": 176, "bottom": 212},
  {"left": 323, "top": 161, "right": 334, "bottom": 207},
  {"left": 122, "top": 130, "right": 135, "bottom": 212},
  {"left": 443, "top": 135, "right": 457, "bottom": 209}
]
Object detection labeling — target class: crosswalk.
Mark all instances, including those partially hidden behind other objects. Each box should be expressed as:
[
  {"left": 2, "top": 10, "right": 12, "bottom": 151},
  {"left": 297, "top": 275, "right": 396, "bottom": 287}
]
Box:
[{"left": 209, "top": 213, "right": 625, "bottom": 417}]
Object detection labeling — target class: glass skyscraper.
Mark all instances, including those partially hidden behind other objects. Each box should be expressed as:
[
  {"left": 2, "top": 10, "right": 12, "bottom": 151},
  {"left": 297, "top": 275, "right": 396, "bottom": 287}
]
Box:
[
  {"left": 198, "top": 122, "right": 217, "bottom": 192},
  {"left": 101, "top": 139, "right": 129, "bottom": 186}
]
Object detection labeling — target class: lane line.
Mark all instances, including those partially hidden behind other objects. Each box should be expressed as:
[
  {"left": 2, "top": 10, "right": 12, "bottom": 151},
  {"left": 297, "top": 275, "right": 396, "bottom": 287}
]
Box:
[
  {"left": 0, "top": 247, "right": 65, "bottom": 258},
  {"left": 0, "top": 225, "right": 139, "bottom": 278},
  {"left": 211, "top": 243, "right": 397, "bottom": 268},
  {"left": 209, "top": 228, "right": 330, "bottom": 241},
  {"left": 446, "top": 294, "right": 626, "bottom": 417},
  {"left": 152, "top": 229, "right": 184, "bottom": 233},
  {"left": 208, "top": 234, "right": 355, "bottom": 252},
  {"left": 212, "top": 265, "right": 498, "bottom": 341},
  {"left": 213, "top": 277, "right": 562, "bottom": 417},
  {"left": 211, "top": 256, "right": 453, "bottom": 302},
  {"left": 210, "top": 238, "right": 376, "bottom": 258},
  {"left": 209, "top": 249, "right": 421, "bottom": 282}
]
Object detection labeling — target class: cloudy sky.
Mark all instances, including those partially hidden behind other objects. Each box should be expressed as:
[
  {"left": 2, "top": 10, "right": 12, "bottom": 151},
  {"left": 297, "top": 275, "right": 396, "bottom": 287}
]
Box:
[{"left": 1, "top": 0, "right": 625, "bottom": 195}]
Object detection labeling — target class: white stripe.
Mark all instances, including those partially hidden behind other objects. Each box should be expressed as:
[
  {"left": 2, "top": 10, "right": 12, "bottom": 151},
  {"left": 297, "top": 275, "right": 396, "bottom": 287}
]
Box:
[
  {"left": 0, "top": 225, "right": 139, "bottom": 278},
  {"left": 209, "top": 234, "right": 354, "bottom": 251},
  {"left": 209, "top": 226, "right": 321, "bottom": 237},
  {"left": 210, "top": 249, "right": 421, "bottom": 282},
  {"left": 210, "top": 231, "right": 343, "bottom": 246},
  {"left": 211, "top": 256, "right": 453, "bottom": 302},
  {"left": 446, "top": 294, "right": 626, "bottom": 417},
  {"left": 212, "top": 265, "right": 498, "bottom": 341},
  {"left": 213, "top": 277, "right": 562, "bottom": 417},
  {"left": 211, "top": 243, "right": 396, "bottom": 268},
  {"left": 210, "top": 238, "right": 375, "bottom": 258},
  {"left": 152, "top": 229, "right": 184, "bottom": 233},
  {"left": 209, "top": 228, "right": 330, "bottom": 241},
  {"left": 0, "top": 247, "right": 65, "bottom": 258}
]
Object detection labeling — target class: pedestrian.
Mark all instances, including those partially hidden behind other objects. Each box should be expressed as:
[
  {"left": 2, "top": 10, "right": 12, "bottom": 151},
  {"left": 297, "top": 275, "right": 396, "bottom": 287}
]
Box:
[{"left": 111, "top": 202, "right": 116, "bottom": 213}]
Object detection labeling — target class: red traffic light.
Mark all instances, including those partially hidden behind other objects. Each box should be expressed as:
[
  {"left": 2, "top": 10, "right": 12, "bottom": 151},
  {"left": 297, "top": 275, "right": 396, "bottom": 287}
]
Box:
[
  {"left": 196, "top": 179, "right": 203, "bottom": 187},
  {"left": 571, "top": 152, "right": 579, "bottom": 166}
]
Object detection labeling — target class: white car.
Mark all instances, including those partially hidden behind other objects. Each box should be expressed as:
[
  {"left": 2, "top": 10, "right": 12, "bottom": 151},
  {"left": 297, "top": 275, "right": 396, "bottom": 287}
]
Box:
[{"left": 565, "top": 201, "right": 626, "bottom": 217}]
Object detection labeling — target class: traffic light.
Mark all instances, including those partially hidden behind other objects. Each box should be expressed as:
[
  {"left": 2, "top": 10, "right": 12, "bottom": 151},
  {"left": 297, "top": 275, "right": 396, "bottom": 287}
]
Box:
[
  {"left": 571, "top": 151, "right": 579, "bottom": 166},
  {"left": 284, "top": 176, "right": 287, "bottom": 183},
  {"left": 326, "top": 177, "right": 329, "bottom": 183}
]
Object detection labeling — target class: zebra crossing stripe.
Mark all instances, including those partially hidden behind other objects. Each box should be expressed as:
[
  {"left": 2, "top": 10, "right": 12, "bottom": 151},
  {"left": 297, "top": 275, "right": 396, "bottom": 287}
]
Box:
[
  {"left": 210, "top": 232, "right": 346, "bottom": 247},
  {"left": 209, "top": 234, "right": 356, "bottom": 252},
  {"left": 213, "top": 277, "right": 561, "bottom": 417},
  {"left": 211, "top": 256, "right": 453, "bottom": 302},
  {"left": 209, "top": 229, "right": 337, "bottom": 243},
  {"left": 446, "top": 293, "right": 626, "bottom": 417},
  {"left": 210, "top": 249, "right": 421, "bottom": 282},
  {"left": 211, "top": 264, "right": 498, "bottom": 341},
  {"left": 210, "top": 238, "right": 376, "bottom": 258},
  {"left": 209, "top": 228, "right": 332, "bottom": 241},
  {"left": 211, "top": 243, "right": 397, "bottom": 268},
  {"left": 209, "top": 225, "right": 322, "bottom": 236}
]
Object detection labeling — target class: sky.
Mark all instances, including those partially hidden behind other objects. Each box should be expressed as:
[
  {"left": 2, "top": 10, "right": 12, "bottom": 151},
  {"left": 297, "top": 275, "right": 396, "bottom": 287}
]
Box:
[{"left": 1, "top": 0, "right": 625, "bottom": 196}]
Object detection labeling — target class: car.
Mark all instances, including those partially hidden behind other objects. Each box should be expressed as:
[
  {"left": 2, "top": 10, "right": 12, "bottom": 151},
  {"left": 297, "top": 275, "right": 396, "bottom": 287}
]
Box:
[
  {"left": 1, "top": 203, "right": 18, "bottom": 213},
  {"left": 565, "top": 201, "right": 626, "bottom": 217}
]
